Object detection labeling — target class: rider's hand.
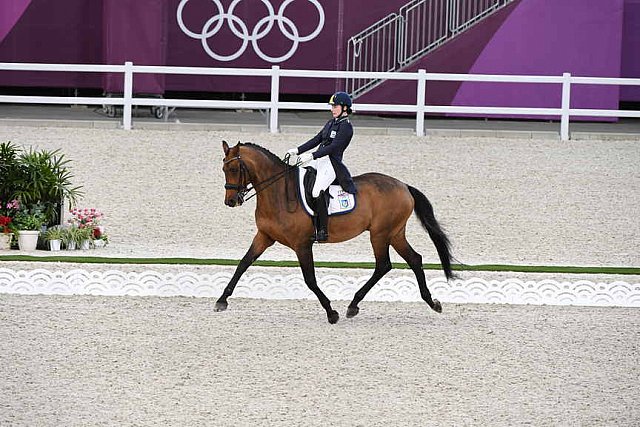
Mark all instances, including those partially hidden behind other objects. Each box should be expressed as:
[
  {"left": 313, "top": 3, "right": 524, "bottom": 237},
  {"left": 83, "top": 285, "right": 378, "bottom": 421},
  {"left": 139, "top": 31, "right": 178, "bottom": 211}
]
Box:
[
  {"left": 286, "top": 148, "right": 298, "bottom": 156},
  {"left": 298, "top": 152, "right": 314, "bottom": 165}
]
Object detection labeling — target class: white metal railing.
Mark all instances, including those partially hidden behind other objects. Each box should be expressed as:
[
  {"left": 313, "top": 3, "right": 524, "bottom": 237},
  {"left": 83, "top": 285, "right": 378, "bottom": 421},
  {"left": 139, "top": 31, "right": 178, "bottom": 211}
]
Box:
[
  {"left": 1, "top": 62, "right": 640, "bottom": 141},
  {"left": 346, "top": 14, "right": 404, "bottom": 97},
  {"left": 347, "top": 0, "right": 515, "bottom": 97},
  {"left": 449, "top": 0, "right": 509, "bottom": 34}
]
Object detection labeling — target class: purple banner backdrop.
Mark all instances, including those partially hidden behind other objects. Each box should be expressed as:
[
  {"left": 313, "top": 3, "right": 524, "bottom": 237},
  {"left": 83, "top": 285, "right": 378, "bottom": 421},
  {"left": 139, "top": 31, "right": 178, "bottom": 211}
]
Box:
[
  {"left": 0, "top": 0, "right": 30, "bottom": 44},
  {"left": 357, "top": 0, "right": 626, "bottom": 120},
  {"left": 164, "top": 0, "right": 404, "bottom": 93},
  {"left": 0, "top": 0, "right": 637, "bottom": 113},
  {"left": 103, "top": 0, "right": 168, "bottom": 94},
  {"left": 622, "top": 0, "right": 640, "bottom": 101},
  {"left": 452, "top": 0, "right": 624, "bottom": 120},
  {"left": 0, "top": 0, "right": 103, "bottom": 88}
]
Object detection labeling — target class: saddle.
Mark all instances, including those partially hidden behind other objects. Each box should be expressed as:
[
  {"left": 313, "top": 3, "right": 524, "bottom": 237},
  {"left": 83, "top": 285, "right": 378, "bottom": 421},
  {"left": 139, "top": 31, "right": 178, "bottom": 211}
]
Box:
[{"left": 298, "top": 166, "right": 356, "bottom": 217}]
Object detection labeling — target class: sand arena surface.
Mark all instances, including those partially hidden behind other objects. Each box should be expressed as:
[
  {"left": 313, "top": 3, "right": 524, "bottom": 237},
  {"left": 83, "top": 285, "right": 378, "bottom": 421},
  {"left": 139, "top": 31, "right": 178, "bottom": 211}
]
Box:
[
  {"left": 0, "top": 125, "right": 639, "bottom": 425},
  {"left": 0, "top": 294, "right": 639, "bottom": 426},
  {"left": 0, "top": 125, "right": 638, "bottom": 267}
]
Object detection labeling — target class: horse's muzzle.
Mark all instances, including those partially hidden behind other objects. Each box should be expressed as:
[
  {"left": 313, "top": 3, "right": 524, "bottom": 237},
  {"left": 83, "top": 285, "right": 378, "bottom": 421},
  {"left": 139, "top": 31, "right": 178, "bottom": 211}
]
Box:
[{"left": 225, "top": 195, "right": 243, "bottom": 207}]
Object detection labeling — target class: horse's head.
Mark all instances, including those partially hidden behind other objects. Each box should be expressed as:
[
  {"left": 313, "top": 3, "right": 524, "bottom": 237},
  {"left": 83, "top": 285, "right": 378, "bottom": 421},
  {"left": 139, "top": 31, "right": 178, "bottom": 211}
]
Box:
[{"left": 222, "top": 140, "right": 250, "bottom": 207}]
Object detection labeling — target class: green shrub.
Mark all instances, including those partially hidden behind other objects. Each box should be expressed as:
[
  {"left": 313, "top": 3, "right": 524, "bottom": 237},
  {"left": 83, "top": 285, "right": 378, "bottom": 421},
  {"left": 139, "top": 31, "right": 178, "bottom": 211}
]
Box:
[{"left": 0, "top": 141, "right": 83, "bottom": 225}]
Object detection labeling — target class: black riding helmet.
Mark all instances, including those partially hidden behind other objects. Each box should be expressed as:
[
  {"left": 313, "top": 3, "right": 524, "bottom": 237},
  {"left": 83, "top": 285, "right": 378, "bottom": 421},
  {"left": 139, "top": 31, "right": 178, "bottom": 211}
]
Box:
[{"left": 329, "top": 91, "right": 353, "bottom": 115}]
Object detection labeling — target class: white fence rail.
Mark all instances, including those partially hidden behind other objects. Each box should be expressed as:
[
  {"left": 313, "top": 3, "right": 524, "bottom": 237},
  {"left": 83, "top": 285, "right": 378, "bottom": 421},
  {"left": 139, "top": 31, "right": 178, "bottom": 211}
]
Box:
[{"left": 1, "top": 62, "right": 640, "bottom": 140}]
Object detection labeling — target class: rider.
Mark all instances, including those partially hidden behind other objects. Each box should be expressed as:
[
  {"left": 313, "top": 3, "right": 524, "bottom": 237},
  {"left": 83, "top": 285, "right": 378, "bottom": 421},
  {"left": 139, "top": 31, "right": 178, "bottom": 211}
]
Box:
[{"left": 286, "top": 91, "right": 357, "bottom": 243}]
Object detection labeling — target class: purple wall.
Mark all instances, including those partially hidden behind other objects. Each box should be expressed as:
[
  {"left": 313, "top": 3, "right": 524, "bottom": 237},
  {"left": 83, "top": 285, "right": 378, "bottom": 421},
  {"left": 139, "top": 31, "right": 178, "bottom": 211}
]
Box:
[
  {"left": 359, "top": 0, "right": 625, "bottom": 120},
  {"left": 103, "top": 0, "right": 168, "bottom": 94},
  {"left": 622, "top": 0, "right": 640, "bottom": 101},
  {"left": 452, "top": 0, "right": 624, "bottom": 119},
  {"left": 0, "top": 0, "right": 637, "bottom": 113},
  {"left": 0, "top": 0, "right": 103, "bottom": 88}
]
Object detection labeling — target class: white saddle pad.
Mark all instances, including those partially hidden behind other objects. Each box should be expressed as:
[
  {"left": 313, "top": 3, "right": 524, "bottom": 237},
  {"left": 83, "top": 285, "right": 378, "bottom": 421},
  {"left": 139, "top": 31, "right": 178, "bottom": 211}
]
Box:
[{"left": 298, "top": 167, "right": 356, "bottom": 216}]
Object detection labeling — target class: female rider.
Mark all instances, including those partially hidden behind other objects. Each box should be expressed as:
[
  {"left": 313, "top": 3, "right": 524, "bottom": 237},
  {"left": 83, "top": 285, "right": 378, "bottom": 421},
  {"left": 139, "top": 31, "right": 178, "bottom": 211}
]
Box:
[{"left": 286, "top": 91, "right": 357, "bottom": 242}]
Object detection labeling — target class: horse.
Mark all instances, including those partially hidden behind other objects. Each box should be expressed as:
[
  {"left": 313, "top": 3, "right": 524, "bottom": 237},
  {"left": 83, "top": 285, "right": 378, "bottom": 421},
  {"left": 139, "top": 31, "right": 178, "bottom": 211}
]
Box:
[{"left": 217, "top": 141, "right": 455, "bottom": 324}]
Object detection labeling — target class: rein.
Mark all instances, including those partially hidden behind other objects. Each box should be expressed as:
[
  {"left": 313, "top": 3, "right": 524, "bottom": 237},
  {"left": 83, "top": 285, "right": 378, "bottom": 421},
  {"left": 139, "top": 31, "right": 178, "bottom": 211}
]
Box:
[{"left": 224, "top": 153, "right": 299, "bottom": 203}]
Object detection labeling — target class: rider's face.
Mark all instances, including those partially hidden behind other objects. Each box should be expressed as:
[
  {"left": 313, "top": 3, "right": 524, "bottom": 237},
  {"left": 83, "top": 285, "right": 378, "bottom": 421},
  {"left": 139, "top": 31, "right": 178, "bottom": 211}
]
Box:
[{"left": 331, "top": 104, "right": 343, "bottom": 118}]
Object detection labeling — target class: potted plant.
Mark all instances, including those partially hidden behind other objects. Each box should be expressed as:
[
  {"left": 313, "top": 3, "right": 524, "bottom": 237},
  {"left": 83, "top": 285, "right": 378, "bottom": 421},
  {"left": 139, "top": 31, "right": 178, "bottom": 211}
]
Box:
[
  {"left": 92, "top": 225, "right": 109, "bottom": 248},
  {"left": 1, "top": 141, "right": 83, "bottom": 227},
  {"left": 0, "top": 215, "right": 14, "bottom": 250},
  {"left": 62, "top": 226, "right": 80, "bottom": 250},
  {"left": 77, "top": 226, "right": 94, "bottom": 250},
  {"left": 12, "top": 206, "right": 46, "bottom": 251},
  {"left": 44, "top": 225, "right": 64, "bottom": 251},
  {"left": 0, "top": 199, "right": 19, "bottom": 250},
  {"left": 67, "top": 208, "right": 107, "bottom": 250}
]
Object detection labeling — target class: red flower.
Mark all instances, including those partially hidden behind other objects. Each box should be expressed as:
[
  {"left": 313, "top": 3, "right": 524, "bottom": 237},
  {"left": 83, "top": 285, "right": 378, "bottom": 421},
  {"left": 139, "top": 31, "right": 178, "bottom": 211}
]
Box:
[
  {"left": 93, "top": 227, "right": 102, "bottom": 239},
  {"left": 0, "top": 215, "right": 12, "bottom": 234}
]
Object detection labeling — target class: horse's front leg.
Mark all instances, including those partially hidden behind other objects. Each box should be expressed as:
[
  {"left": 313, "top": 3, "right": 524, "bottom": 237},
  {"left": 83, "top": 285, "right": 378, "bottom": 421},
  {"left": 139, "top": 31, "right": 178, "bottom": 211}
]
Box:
[
  {"left": 295, "top": 244, "right": 339, "bottom": 324},
  {"left": 215, "top": 231, "right": 274, "bottom": 312}
]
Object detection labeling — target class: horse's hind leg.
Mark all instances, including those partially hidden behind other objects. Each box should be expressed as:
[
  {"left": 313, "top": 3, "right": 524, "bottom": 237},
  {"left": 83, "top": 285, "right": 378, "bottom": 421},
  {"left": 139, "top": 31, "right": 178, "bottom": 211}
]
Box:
[
  {"left": 215, "top": 231, "right": 274, "bottom": 312},
  {"left": 295, "top": 243, "right": 339, "bottom": 324},
  {"left": 347, "top": 237, "right": 392, "bottom": 318},
  {"left": 391, "top": 233, "right": 442, "bottom": 313}
]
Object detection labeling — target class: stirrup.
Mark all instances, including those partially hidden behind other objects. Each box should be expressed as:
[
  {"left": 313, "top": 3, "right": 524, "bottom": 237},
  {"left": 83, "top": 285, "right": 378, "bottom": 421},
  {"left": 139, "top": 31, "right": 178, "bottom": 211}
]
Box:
[{"left": 314, "top": 229, "right": 329, "bottom": 243}]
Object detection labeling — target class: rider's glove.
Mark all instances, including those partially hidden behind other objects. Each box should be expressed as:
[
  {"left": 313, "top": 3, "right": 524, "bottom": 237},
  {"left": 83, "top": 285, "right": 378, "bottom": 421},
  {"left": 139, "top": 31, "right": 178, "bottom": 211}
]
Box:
[
  {"left": 286, "top": 148, "right": 298, "bottom": 156},
  {"left": 298, "top": 152, "right": 314, "bottom": 165}
]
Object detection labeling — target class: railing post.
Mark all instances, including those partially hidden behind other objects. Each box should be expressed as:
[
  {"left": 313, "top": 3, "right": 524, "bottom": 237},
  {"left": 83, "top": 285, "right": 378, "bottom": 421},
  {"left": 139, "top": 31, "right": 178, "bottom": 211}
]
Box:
[
  {"left": 269, "top": 65, "right": 280, "bottom": 133},
  {"left": 123, "top": 61, "right": 133, "bottom": 130},
  {"left": 416, "top": 69, "right": 426, "bottom": 136},
  {"left": 560, "top": 72, "right": 571, "bottom": 141}
]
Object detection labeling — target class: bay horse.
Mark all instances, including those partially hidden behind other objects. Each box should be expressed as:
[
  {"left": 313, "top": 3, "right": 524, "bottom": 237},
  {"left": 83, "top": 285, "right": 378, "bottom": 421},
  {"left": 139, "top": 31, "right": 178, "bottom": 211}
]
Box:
[{"left": 217, "top": 141, "right": 455, "bottom": 324}]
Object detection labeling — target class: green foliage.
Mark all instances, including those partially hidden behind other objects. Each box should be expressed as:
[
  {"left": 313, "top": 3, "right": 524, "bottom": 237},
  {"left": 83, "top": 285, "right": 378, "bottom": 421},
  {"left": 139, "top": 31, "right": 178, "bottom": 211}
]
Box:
[
  {"left": 44, "top": 225, "right": 65, "bottom": 241},
  {"left": 12, "top": 205, "right": 47, "bottom": 231},
  {"left": 62, "top": 225, "right": 93, "bottom": 245},
  {"left": 0, "top": 141, "right": 84, "bottom": 224},
  {"left": 0, "top": 141, "right": 22, "bottom": 203}
]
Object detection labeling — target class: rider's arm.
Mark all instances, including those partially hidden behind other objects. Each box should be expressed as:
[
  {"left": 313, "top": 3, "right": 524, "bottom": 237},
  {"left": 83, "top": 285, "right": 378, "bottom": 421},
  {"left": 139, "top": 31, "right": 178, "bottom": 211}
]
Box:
[
  {"left": 312, "top": 123, "right": 353, "bottom": 159},
  {"left": 297, "top": 121, "right": 330, "bottom": 153}
]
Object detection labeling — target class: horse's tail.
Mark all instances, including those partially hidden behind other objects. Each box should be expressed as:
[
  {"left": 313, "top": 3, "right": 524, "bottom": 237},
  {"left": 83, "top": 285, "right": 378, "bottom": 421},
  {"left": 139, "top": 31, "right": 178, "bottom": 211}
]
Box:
[{"left": 407, "top": 185, "right": 456, "bottom": 280}]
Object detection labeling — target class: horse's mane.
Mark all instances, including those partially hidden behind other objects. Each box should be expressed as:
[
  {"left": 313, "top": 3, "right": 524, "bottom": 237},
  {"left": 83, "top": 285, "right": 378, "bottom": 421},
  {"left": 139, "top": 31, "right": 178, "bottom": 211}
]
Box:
[{"left": 240, "top": 142, "right": 286, "bottom": 166}]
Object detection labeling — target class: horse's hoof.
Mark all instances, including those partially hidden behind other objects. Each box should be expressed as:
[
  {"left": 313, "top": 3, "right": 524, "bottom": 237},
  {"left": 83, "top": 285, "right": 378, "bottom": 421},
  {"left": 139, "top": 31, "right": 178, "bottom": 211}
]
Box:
[
  {"left": 214, "top": 301, "right": 228, "bottom": 312},
  {"left": 346, "top": 306, "right": 359, "bottom": 318},
  {"left": 432, "top": 299, "right": 442, "bottom": 313},
  {"left": 327, "top": 310, "right": 339, "bottom": 324}
]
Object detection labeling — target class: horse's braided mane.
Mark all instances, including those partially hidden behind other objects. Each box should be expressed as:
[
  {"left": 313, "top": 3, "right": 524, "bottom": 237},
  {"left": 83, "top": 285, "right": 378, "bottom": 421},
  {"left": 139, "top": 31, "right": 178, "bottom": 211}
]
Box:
[{"left": 240, "top": 142, "right": 286, "bottom": 166}]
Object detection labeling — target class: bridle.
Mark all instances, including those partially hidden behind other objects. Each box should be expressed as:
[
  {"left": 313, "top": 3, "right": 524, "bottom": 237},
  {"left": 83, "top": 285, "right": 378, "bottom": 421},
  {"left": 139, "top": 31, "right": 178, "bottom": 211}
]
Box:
[
  {"left": 223, "top": 155, "right": 250, "bottom": 203},
  {"left": 224, "top": 153, "right": 299, "bottom": 203}
]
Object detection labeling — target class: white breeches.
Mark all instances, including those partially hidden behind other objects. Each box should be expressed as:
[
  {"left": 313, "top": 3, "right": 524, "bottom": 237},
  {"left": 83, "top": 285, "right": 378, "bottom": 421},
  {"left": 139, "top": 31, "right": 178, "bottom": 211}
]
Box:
[{"left": 309, "top": 156, "right": 336, "bottom": 198}]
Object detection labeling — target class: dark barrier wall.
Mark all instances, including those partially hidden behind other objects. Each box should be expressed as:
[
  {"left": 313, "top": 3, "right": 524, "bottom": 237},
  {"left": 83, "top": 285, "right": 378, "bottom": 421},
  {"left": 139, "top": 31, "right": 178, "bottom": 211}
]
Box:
[{"left": 0, "top": 0, "right": 637, "bottom": 110}]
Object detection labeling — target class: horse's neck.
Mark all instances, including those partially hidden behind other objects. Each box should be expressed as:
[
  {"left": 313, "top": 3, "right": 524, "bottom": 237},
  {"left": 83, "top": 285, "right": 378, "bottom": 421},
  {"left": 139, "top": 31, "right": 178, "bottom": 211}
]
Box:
[
  {"left": 248, "top": 156, "right": 284, "bottom": 185},
  {"left": 247, "top": 153, "right": 291, "bottom": 209}
]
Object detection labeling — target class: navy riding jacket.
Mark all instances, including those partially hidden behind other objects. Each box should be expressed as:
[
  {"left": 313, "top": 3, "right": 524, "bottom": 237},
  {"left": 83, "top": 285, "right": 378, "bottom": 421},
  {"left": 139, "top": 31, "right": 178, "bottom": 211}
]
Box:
[{"left": 297, "top": 116, "right": 357, "bottom": 194}]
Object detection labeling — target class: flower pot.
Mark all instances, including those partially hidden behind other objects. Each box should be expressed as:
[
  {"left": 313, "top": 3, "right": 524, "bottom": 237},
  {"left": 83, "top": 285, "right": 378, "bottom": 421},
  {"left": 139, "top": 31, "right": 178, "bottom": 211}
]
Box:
[
  {"left": 0, "top": 233, "right": 12, "bottom": 250},
  {"left": 17, "top": 230, "right": 40, "bottom": 251},
  {"left": 66, "top": 241, "right": 77, "bottom": 250},
  {"left": 48, "top": 239, "right": 62, "bottom": 251},
  {"left": 80, "top": 239, "right": 91, "bottom": 250}
]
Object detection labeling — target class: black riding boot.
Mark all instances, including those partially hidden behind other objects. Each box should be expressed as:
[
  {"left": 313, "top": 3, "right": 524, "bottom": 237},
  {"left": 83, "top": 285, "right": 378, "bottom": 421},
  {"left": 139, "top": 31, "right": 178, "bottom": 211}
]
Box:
[{"left": 314, "top": 191, "right": 329, "bottom": 243}]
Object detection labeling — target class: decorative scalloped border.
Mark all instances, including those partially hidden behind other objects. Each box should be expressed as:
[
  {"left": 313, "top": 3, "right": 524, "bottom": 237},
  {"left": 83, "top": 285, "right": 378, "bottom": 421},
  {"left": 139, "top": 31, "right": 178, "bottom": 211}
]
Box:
[{"left": 1, "top": 267, "right": 639, "bottom": 307}]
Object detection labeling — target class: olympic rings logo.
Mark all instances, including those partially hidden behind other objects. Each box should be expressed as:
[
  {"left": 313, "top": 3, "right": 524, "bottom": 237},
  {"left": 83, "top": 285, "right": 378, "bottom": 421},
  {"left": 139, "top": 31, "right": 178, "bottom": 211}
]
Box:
[{"left": 177, "top": 0, "right": 325, "bottom": 63}]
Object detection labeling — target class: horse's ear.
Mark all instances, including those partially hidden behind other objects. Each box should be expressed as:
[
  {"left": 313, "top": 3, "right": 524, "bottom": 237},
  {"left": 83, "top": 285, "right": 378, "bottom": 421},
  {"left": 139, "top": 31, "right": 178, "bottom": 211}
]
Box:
[{"left": 222, "top": 140, "right": 230, "bottom": 155}]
